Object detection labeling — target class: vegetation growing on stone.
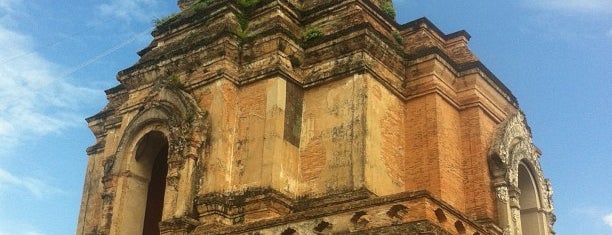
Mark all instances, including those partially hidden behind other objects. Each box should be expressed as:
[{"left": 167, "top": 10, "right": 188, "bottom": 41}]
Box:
[
  {"left": 303, "top": 27, "right": 324, "bottom": 41},
  {"left": 378, "top": 0, "right": 396, "bottom": 19},
  {"left": 153, "top": 13, "right": 180, "bottom": 28},
  {"left": 235, "top": 28, "right": 251, "bottom": 45},
  {"left": 237, "top": 0, "right": 260, "bottom": 8},
  {"left": 235, "top": 12, "right": 252, "bottom": 45},
  {"left": 166, "top": 75, "right": 186, "bottom": 90},
  {"left": 392, "top": 30, "right": 403, "bottom": 44},
  {"left": 236, "top": 12, "right": 249, "bottom": 30},
  {"left": 191, "top": 0, "right": 214, "bottom": 11}
]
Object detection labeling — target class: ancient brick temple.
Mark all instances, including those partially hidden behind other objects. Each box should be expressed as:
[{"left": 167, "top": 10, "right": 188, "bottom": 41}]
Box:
[{"left": 77, "top": 0, "right": 555, "bottom": 234}]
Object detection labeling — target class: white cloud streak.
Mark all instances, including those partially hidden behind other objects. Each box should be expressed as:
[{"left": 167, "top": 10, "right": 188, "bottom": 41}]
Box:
[
  {"left": 0, "top": 168, "right": 62, "bottom": 198},
  {"left": 0, "top": 0, "right": 100, "bottom": 153},
  {"left": 0, "top": 24, "right": 98, "bottom": 153},
  {"left": 604, "top": 213, "right": 612, "bottom": 227}
]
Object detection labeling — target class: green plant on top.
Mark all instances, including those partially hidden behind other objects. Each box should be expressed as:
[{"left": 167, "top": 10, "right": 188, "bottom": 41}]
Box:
[
  {"left": 303, "top": 27, "right": 324, "bottom": 41},
  {"left": 166, "top": 75, "right": 186, "bottom": 90},
  {"left": 234, "top": 12, "right": 252, "bottom": 45},
  {"left": 379, "top": 0, "right": 396, "bottom": 19},
  {"left": 235, "top": 28, "right": 251, "bottom": 43},
  {"left": 191, "top": 0, "right": 214, "bottom": 11},
  {"left": 153, "top": 13, "right": 180, "bottom": 28},
  {"left": 237, "top": 0, "right": 260, "bottom": 8},
  {"left": 236, "top": 12, "right": 249, "bottom": 30}
]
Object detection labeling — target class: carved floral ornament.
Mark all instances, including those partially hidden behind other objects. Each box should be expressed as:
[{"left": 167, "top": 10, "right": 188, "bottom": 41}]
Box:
[{"left": 488, "top": 112, "right": 554, "bottom": 212}]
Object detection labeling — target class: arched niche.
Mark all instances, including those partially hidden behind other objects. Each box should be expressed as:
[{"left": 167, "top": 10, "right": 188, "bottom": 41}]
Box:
[
  {"left": 518, "top": 161, "right": 542, "bottom": 235},
  {"left": 488, "top": 112, "right": 555, "bottom": 234},
  {"left": 133, "top": 131, "right": 170, "bottom": 235},
  {"left": 102, "top": 86, "right": 209, "bottom": 235}
]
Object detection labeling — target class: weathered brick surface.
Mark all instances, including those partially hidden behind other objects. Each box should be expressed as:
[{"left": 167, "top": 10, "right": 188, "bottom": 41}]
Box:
[
  {"left": 299, "top": 77, "right": 367, "bottom": 196},
  {"left": 404, "top": 94, "right": 441, "bottom": 196},
  {"left": 77, "top": 1, "right": 553, "bottom": 235},
  {"left": 461, "top": 107, "right": 497, "bottom": 220},
  {"left": 365, "top": 78, "right": 405, "bottom": 196}
]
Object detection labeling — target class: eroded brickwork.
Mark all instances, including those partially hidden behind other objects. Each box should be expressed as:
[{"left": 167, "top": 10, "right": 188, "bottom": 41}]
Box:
[{"left": 78, "top": 0, "right": 554, "bottom": 234}]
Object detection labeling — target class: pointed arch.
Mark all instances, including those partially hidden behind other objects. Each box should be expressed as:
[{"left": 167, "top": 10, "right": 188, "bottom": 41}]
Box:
[
  {"left": 488, "top": 112, "right": 554, "bottom": 234},
  {"left": 136, "top": 131, "right": 169, "bottom": 235},
  {"left": 101, "top": 85, "right": 210, "bottom": 235}
]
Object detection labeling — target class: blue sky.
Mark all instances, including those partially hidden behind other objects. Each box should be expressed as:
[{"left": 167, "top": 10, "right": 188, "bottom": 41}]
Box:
[{"left": 0, "top": 0, "right": 609, "bottom": 234}]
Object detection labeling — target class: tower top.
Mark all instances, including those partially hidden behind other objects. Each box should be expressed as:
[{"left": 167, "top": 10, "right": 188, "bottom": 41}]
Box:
[{"left": 178, "top": 0, "right": 395, "bottom": 16}]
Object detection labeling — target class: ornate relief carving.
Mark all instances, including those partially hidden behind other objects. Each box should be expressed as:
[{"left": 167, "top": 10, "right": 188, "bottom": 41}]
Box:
[
  {"left": 489, "top": 112, "right": 546, "bottom": 185},
  {"left": 545, "top": 179, "right": 554, "bottom": 211},
  {"left": 489, "top": 113, "right": 535, "bottom": 179},
  {"left": 511, "top": 208, "right": 520, "bottom": 223},
  {"left": 167, "top": 108, "right": 210, "bottom": 159},
  {"left": 98, "top": 79, "right": 211, "bottom": 231},
  {"left": 496, "top": 186, "right": 509, "bottom": 204},
  {"left": 489, "top": 112, "right": 556, "bottom": 232}
]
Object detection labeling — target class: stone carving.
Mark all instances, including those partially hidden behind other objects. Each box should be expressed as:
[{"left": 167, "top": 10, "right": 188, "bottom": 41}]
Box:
[
  {"left": 489, "top": 112, "right": 555, "bottom": 234},
  {"left": 545, "top": 179, "right": 554, "bottom": 211},
  {"left": 511, "top": 208, "right": 519, "bottom": 223},
  {"left": 496, "top": 186, "right": 509, "bottom": 204},
  {"left": 547, "top": 212, "right": 557, "bottom": 234},
  {"left": 490, "top": 112, "right": 535, "bottom": 187},
  {"left": 489, "top": 113, "right": 533, "bottom": 169},
  {"left": 95, "top": 78, "right": 210, "bottom": 234}
]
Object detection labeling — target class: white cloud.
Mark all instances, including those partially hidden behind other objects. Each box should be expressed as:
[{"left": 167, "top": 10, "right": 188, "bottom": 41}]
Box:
[
  {"left": 0, "top": 0, "right": 20, "bottom": 13},
  {"left": 0, "top": 0, "right": 23, "bottom": 26},
  {"left": 0, "top": 24, "right": 99, "bottom": 153},
  {"left": 604, "top": 213, "right": 612, "bottom": 227},
  {"left": 0, "top": 168, "right": 62, "bottom": 198},
  {"left": 525, "top": 0, "right": 612, "bottom": 15},
  {"left": 607, "top": 28, "right": 612, "bottom": 37},
  {"left": 97, "top": 0, "right": 166, "bottom": 23}
]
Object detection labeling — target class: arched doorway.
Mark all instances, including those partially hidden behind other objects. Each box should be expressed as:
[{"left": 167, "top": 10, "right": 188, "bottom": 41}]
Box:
[
  {"left": 489, "top": 113, "right": 555, "bottom": 234},
  {"left": 135, "top": 131, "right": 169, "bottom": 235},
  {"left": 518, "top": 162, "right": 542, "bottom": 235}
]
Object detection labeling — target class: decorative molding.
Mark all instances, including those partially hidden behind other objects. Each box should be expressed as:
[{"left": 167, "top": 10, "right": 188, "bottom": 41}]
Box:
[
  {"left": 511, "top": 208, "right": 519, "bottom": 223},
  {"left": 489, "top": 112, "right": 556, "bottom": 233},
  {"left": 159, "top": 217, "right": 199, "bottom": 235},
  {"left": 495, "top": 186, "right": 509, "bottom": 204},
  {"left": 489, "top": 112, "right": 536, "bottom": 184},
  {"left": 95, "top": 78, "right": 211, "bottom": 235}
]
